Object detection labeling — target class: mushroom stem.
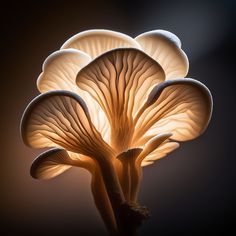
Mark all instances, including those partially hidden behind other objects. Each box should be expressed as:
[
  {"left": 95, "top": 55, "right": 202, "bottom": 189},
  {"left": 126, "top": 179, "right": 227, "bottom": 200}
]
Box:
[
  {"left": 91, "top": 166, "right": 117, "bottom": 235},
  {"left": 130, "top": 163, "right": 142, "bottom": 202},
  {"left": 96, "top": 156, "right": 126, "bottom": 234},
  {"left": 121, "top": 163, "right": 131, "bottom": 201},
  {"left": 116, "top": 148, "right": 143, "bottom": 202}
]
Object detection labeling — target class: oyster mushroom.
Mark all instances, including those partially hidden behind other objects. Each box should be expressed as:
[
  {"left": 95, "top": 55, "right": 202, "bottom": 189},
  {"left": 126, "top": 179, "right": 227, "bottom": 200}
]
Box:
[{"left": 21, "top": 29, "right": 213, "bottom": 236}]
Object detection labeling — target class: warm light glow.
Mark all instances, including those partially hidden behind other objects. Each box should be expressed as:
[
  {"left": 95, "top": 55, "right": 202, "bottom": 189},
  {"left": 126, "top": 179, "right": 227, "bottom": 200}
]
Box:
[{"left": 21, "top": 29, "right": 213, "bottom": 235}]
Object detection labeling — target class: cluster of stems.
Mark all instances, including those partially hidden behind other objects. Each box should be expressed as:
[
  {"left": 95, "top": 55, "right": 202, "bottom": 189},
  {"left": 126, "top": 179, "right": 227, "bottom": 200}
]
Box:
[{"left": 88, "top": 149, "right": 150, "bottom": 236}]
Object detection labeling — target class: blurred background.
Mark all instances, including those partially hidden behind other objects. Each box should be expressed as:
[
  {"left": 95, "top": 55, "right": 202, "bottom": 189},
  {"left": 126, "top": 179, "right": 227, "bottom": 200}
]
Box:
[{"left": 1, "top": 0, "right": 235, "bottom": 235}]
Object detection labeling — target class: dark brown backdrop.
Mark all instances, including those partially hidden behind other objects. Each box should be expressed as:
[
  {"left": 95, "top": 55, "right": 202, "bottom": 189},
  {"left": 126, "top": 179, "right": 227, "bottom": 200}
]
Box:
[{"left": 1, "top": 0, "right": 235, "bottom": 235}]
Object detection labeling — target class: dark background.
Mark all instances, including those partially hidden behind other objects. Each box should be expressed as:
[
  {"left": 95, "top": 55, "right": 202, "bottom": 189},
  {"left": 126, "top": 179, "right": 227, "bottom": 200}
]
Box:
[{"left": 1, "top": 0, "right": 235, "bottom": 235}]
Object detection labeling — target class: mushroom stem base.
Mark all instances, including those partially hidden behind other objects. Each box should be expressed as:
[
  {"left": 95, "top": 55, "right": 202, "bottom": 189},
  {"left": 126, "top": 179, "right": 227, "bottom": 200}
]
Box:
[{"left": 116, "top": 202, "right": 150, "bottom": 236}]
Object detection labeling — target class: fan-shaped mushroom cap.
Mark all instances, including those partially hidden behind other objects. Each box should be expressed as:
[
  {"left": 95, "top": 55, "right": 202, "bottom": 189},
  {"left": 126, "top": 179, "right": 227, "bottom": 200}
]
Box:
[
  {"left": 37, "top": 49, "right": 91, "bottom": 93},
  {"left": 138, "top": 133, "right": 172, "bottom": 163},
  {"left": 61, "top": 29, "right": 141, "bottom": 59},
  {"left": 30, "top": 147, "right": 95, "bottom": 180},
  {"left": 21, "top": 91, "right": 114, "bottom": 159},
  {"left": 133, "top": 78, "right": 213, "bottom": 145},
  {"left": 30, "top": 148, "right": 74, "bottom": 179},
  {"left": 76, "top": 48, "right": 165, "bottom": 152},
  {"left": 135, "top": 30, "right": 189, "bottom": 80},
  {"left": 141, "top": 141, "right": 179, "bottom": 166},
  {"left": 37, "top": 49, "right": 110, "bottom": 143}
]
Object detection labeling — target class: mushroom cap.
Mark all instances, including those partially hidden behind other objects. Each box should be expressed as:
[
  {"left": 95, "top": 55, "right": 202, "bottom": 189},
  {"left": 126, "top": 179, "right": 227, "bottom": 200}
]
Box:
[
  {"left": 135, "top": 30, "right": 189, "bottom": 80},
  {"left": 61, "top": 29, "right": 141, "bottom": 59},
  {"left": 21, "top": 90, "right": 114, "bottom": 159}
]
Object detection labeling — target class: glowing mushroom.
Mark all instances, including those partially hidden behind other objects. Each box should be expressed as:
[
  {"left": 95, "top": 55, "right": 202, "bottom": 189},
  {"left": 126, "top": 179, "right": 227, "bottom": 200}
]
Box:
[{"left": 21, "top": 29, "right": 212, "bottom": 235}]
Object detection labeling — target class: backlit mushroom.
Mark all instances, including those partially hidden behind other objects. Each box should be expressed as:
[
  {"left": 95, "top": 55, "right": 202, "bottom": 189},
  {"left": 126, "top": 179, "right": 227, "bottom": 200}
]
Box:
[{"left": 21, "top": 29, "right": 212, "bottom": 236}]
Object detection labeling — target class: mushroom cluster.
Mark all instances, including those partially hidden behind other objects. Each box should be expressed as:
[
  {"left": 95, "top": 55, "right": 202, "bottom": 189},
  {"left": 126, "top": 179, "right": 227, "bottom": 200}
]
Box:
[{"left": 21, "top": 29, "right": 212, "bottom": 235}]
